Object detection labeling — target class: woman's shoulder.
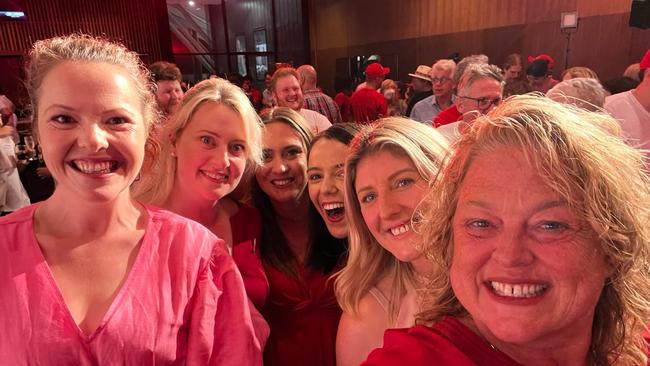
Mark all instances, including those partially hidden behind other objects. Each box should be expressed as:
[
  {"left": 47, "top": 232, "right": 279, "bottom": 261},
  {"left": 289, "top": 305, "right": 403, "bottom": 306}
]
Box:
[{"left": 362, "top": 317, "right": 522, "bottom": 366}]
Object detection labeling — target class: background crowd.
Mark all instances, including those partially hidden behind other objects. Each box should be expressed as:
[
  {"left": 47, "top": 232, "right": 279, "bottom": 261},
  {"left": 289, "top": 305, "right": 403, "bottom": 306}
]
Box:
[{"left": 0, "top": 33, "right": 648, "bottom": 366}]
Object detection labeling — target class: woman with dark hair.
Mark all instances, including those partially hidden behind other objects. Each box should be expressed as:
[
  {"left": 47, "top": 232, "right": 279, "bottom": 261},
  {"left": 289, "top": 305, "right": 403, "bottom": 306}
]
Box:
[
  {"left": 307, "top": 123, "right": 363, "bottom": 239},
  {"left": 252, "top": 107, "right": 347, "bottom": 366}
]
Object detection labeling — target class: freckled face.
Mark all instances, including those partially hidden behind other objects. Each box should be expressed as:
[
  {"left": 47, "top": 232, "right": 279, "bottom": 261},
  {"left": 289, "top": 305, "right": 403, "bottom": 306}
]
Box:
[
  {"left": 36, "top": 61, "right": 147, "bottom": 202},
  {"left": 355, "top": 150, "right": 428, "bottom": 266},
  {"left": 451, "top": 147, "right": 610, "bottom": 348}
]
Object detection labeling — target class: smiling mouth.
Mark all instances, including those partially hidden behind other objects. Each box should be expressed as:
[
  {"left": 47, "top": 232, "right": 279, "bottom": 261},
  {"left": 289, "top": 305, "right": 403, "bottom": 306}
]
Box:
[
  {"left": 389, "top": 223, "right": 410, "bottom": 236},
  {"left": 202, "top": 170, "right": 229, "bottom": 183},
  {"left": 271, "top": 178, "right": 294, "bottom": 187},
  {"left": 489, "top": 281, "right": 549, "bottom": 298},
  {"left": 70, "top": 160, "right": 119, "bottom": 174},
  {"left": 323, "top": 202, "right": 345, "bottom": 220}
]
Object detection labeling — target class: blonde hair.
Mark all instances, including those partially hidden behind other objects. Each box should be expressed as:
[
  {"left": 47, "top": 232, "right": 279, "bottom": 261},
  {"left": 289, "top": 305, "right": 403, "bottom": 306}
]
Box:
[
  {"left": 418, "top": 94, "right": 650, "bottom": 365},
  {"left": 335, "top": 117, "right": 449, "bottom": 325},
  {"left": 25, "top": 33, "right": 158, "bottom": 137},
  {"left": 134, "top": 78, "right": 262, "bottom": 205},
  {"left": 561, "top": 66, "right": 599, "bottom": 81}
]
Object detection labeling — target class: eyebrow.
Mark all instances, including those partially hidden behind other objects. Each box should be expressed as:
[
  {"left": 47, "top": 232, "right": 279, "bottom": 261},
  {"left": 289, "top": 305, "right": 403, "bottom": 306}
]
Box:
[
  {"left": 43, "top": 104, "right": 138, "bottom": 117},
  {"left": 306, "top": 163, "right": 344, "bottom": 173},
  {"left": 355, "top": 168, "right": 418, "bottom": 195},
  {"left": 282, "top": 144, "right": 303, "bottom": 152},
  {"left": 463, "top": 199, "right": 568, "bottom": 212}
]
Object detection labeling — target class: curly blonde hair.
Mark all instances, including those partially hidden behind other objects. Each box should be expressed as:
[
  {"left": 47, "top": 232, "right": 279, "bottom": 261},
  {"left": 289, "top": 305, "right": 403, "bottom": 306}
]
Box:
[
  {"left": 335, "top": 117, "right": 449, "bottom": 325},
  {"left": 418, "top": 94, "right": 650, "bottom": 365}
]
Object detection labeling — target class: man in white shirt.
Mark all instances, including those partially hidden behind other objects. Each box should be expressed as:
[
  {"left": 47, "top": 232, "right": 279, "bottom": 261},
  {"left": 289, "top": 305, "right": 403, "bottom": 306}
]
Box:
[
  {"left": 604, "top": 50, "right": 650, "bottom": 155},
  {"left": 270, "top": 67, "right": 332, "bottom": 134}
]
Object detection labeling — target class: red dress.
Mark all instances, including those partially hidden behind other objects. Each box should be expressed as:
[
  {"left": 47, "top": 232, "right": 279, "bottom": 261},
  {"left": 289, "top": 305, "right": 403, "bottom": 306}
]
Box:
[
  {"left": 262, "top": 263, "right": 341, "bottom": 366},
  {"left": 230, "top": 203, "right": 269, "bottom": 310},
  {"left": 362, "top": 317, "right": 522, "bottom": 366}
]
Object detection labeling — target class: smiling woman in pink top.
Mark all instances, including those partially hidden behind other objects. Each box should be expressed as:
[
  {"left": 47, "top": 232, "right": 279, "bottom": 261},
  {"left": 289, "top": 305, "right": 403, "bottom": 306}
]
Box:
[{"left": 0, "top": 34, "right": 261, "bottom": 365}]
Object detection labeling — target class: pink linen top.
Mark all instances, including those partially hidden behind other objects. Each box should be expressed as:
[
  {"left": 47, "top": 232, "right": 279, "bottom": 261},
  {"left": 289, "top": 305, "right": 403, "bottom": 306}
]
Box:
[{"left": 0, "top": 203, "right": 263, "bottom": 365}]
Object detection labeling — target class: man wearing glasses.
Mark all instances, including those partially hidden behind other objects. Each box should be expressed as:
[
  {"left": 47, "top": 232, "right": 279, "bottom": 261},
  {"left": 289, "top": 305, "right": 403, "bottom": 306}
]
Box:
[
  {"left": 410, "top": 59, "right": 456, "bottom": 125},
  {"left": 437, "top": 63, "right": 504, "bottom": 142}
]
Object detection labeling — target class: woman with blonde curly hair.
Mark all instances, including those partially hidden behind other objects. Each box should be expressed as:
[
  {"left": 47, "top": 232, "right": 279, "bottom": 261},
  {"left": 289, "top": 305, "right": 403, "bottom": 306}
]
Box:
[
  {"left": 363, "top": 95, "right": 650, "bottom": 365},
  {"left": 335, "top": 118, "right": 449, "bottom": 366}
]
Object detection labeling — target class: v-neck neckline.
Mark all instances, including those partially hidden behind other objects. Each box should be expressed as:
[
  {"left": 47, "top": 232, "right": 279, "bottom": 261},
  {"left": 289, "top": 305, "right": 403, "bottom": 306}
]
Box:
[{"left": 27, "top": 204, "right": 154, "bottom": 341}]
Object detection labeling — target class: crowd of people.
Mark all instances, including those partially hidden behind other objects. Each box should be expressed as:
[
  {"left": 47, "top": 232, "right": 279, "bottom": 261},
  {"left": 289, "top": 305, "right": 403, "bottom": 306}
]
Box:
[{"left": 0, "top": 33, "right": 648, "bottom": 366}]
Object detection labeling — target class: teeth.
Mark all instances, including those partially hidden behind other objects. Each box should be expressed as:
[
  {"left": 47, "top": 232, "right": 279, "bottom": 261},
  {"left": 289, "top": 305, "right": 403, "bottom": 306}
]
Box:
[
  {"left": 74, "top": 160, "right": 114, "bottom": 174},
  {"left": 202, "top": 170, "right": 228, "bottom": 181},
  {"left": 390, "top": 223, "right": 410, "bottom": 236},
  {"left": 490, "top": 281, "right": 548, "bottom": 298},
  {"left": 323, "top": 202, "right": 344, "bottom": 210},
  {"left": 272, "top": 179, "right": 292, "bottom": 186}
]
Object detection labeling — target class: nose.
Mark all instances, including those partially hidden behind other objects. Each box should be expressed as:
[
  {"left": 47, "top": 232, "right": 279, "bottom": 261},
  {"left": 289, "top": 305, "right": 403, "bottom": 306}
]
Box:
[
  {"left": 377, "top": 191, "right": 400, "bottom": 220},
  {"left": 491, "top": 229, "right": 535, "bottom": 267},
  {"left": 77, "top": 123, "right": 109, "bottom": 152},
  {"left": 211, "top": 145, "right": 231, "bottom": 170},
  {"left": 268, "top": 158, "right": 288, "bottom": 174},
  {"left": 322, "top": 174, "right": 339, "bottom": 195}
]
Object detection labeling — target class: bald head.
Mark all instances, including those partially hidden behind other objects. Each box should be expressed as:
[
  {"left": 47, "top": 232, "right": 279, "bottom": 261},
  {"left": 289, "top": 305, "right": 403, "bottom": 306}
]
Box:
[{"left": 297, "top": 64, "right": 318, "bottom": 90}]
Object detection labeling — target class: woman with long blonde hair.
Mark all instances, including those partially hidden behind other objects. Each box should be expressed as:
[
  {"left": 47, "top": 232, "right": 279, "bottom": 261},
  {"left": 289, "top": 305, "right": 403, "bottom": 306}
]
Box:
[{"left": 335, "top": 118, "right": 448, "bottom": 366}]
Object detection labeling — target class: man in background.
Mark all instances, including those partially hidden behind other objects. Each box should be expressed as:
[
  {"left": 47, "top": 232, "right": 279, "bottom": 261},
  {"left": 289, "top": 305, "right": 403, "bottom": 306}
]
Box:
[
  {"left": 349, "top": 63, "right": 389, "bottom": 124},
  {"left": 297, "top": 64, "right": 342, "bottom": 124},
  {"left": 271, "top": 67, "right": 332, "bottom": 133},
  {"left": 410, "top": 59, "right": 456, "bottom": 124}
]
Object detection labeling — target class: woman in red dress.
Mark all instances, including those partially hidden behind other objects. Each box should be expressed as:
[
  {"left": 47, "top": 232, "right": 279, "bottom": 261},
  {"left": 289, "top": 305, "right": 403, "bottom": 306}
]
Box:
[{"left": 252, "top": 107, "right": 347, "bottom": 366}]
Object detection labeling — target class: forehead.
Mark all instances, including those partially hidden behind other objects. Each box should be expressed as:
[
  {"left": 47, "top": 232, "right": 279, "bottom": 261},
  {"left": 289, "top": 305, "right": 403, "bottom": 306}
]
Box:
[
  {"left": 466, "top": 77, "right": 503, "bottom": 96},
  {"left": 355, "top": 149, "right": 416, "bottom": 186},
  {"left": 263, "top": 121, "right": 304, "bottom": 148},
  {"left": 157, "top": 80, "right": 181, "bottom": 90},
  {"left": 457, "top": 147, "right": 561, "bottom": 205},
  {"left": 275, "top": 75, "right": 300, "bottom": 89},
  {"left": 431, "top": 68, "right": 452, "bottom": 77},
  {"left": 184, "top": 102, "right": 246, "bottom": 136},
  {"left": 39, "top": 61, "right": 142, "bottom": 112},
  {"left": 309, "top": 138, "right": 348, "bottom": 167}
]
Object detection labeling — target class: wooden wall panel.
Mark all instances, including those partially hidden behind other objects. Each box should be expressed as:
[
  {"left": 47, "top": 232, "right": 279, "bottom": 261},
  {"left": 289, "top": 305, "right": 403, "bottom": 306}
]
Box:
[
  {"left": 0, "top": 0, "right": 170, "bottom": 60},
  {"left": 309, "top": 0, "right": 650, "bottom": 95},
  {"left": 0, "top": 0, "right": 171, "bottom": 109}
]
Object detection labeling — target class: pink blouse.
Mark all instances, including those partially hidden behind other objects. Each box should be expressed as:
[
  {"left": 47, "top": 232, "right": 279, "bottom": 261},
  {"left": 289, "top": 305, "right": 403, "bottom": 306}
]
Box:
[{"left": 0, "top": 204, "right": 263, "bottom": 365}]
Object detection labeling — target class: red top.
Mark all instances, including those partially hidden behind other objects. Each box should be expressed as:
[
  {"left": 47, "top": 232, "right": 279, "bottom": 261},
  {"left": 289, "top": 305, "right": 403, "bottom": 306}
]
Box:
[
  {"left": 350, "top": 87, "right": 388, "bottom": 124},
  {"left": 335, "top": 92, "right": 353, "bottom": 122},
  {"left": 262, "top": 263, "right": 341, "bottom": 366},
  {"left": 362, "top": 317, "right": 522, "bottom": 366},
  {"left": 433, "top": 104, "right": 462, "bottom": 127},
  {"left": 231, "top": 203, "right": 269, "bottom": 310}
]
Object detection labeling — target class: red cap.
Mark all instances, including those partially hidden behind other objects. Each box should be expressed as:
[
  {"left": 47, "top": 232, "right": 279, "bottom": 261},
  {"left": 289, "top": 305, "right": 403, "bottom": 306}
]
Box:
[
  {"left": 640, "top": 50, "right": 650, "bottom": 70},
  {"left": 365, "top": 63, "right": 390, "bottom": 78},
  {"left": 527, "top": 54, "right": 555, "bottom": 69}
]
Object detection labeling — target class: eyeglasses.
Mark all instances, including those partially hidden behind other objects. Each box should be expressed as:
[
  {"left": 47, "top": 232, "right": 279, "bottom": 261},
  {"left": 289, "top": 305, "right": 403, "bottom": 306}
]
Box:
[
  {"left": 430, "top": 77, "right": 451, "bottom": 84},
  {"left": 458, "top": 95, "right": 502, "bottom": 109}
]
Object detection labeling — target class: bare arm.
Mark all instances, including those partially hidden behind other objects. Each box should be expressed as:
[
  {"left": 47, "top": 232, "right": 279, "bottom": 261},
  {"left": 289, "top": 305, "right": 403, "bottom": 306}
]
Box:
[{"left": 336, "top": 293, "right": 390, "bottom": 366}]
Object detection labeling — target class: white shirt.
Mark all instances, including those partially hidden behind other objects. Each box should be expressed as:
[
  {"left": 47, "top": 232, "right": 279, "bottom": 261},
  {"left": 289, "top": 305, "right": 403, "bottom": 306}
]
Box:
[
  {"left": 299, "top": 108, "right": 332, "bottom": 134},
  {"left": 604, "top": 90, "right": 650, "bottom": 153}
]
